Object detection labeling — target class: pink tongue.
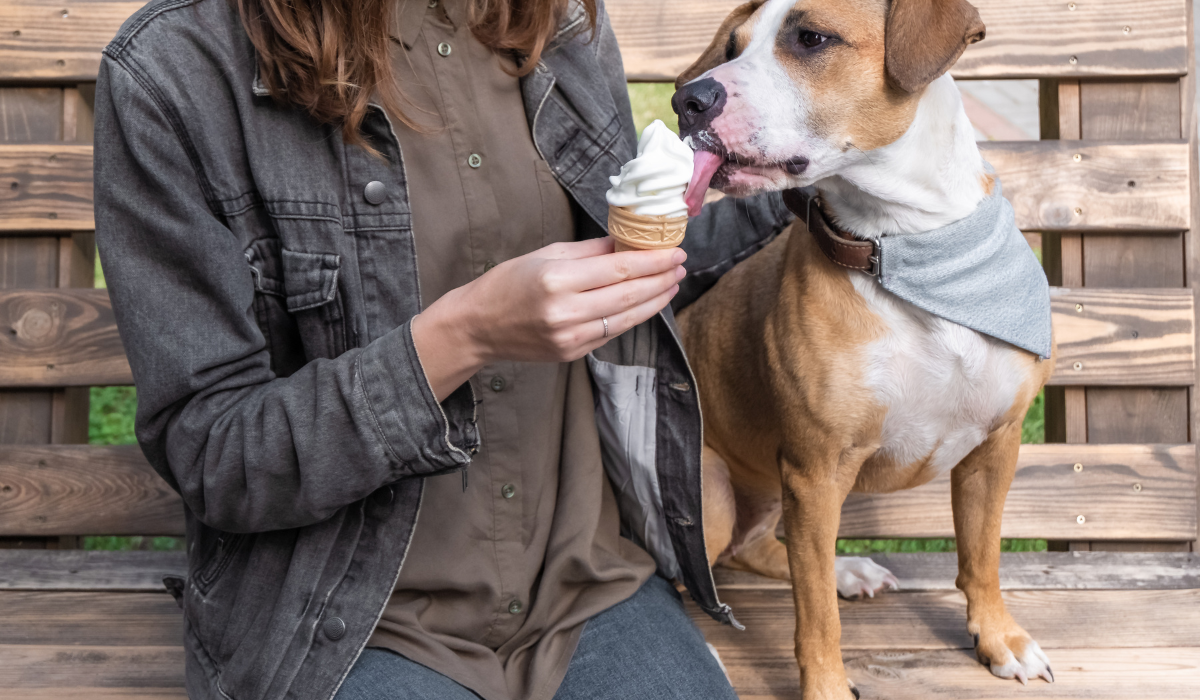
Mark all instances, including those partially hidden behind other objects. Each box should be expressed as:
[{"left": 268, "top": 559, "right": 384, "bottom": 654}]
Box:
[{"left": 684, "top": 150, "right": 723, "bottom": 218}]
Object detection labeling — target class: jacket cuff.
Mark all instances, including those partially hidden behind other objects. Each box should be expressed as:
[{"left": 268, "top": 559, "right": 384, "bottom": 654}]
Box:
[{"left": 356, "top": 320, "right": 479, "bottom": 474}]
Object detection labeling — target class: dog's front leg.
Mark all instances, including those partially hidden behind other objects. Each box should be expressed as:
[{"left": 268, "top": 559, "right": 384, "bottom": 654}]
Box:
[
  {"left": 780, "top": 449, "right": 861, "bottom": 700},
  {"left": 951, "top": 422, "right": 1054, "bottom": 685}
]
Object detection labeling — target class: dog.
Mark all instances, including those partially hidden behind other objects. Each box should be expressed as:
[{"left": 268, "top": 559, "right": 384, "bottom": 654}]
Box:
[{"left": 671, "top": 1, "right": 1055, "bottom": 698}]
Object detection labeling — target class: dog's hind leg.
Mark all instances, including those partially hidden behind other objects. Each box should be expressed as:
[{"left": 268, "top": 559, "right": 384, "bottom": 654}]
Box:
[
  {"left": 951, "top": 422, "right": 1054, "bottom": 685},
  {"left": 702, "top": 446, "right": 737, "bottom": 567}
]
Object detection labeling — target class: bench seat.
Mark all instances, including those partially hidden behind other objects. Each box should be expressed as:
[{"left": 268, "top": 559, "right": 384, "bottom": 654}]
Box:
[{"left": 2, "top": 551, "right": 1196, "bottom": 699}]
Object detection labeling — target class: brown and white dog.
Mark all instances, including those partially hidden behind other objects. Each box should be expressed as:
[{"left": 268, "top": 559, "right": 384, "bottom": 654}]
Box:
[{"left": 672, "top": 1, "right": 1055, "bottom": 697}]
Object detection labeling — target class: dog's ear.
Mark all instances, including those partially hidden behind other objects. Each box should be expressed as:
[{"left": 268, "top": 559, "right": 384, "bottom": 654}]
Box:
[
  {"left": 675, "top": 1, "right": 763, "bottom": 89},
  {"left": 885, "top": 0, "right": 986, "bottom": 93}
]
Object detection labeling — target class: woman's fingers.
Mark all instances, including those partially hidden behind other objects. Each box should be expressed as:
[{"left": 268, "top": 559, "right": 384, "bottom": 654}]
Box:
[
  {"left": 568, "top": 265, "right": 685, "bottom": 323},
  {"left": 579, "top": 285, "right": 680, "bottom": 352},
  {"left": 556, "top": 247, "right": 686, "bottom": 292},
  {"left": 537, "top": 237, "right": 614, "bottom": 261}
]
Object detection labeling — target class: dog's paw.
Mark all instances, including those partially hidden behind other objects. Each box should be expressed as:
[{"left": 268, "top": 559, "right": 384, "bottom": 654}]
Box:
[
  {"left": 973, "top": 627, "right": 1054, "bottom": 685},
  {"left": 835, "top": 556, "right": 899, "bottom": 599}
]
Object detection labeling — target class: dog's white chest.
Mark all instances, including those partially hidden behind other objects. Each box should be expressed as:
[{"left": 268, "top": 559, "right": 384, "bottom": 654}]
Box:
[{"left": 850, "top": 274, "right": 1025, "bottom": 474}]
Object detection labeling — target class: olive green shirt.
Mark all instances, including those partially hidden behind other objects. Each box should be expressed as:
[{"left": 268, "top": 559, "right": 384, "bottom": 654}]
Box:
[{"left": 366, "top": 2, "right": 657, "bottom": 698}]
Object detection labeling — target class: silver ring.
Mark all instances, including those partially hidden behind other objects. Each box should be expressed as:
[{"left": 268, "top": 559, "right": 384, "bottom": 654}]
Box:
[{"left": 602, "top": 316, "right": 610, "bottom": 338}]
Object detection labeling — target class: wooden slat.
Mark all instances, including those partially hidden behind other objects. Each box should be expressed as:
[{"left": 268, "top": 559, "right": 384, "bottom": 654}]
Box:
[
  {"left": 0, "top": 550, "right": 185, "bottom": 591},
  {"left": 0, "top": 288, "right": 132, "bottom": 387},
  {"left": 0, "top": 0, "right": 1188, "bottom": 84},
  {"left": 0, "top": 445, "right": 184, "bottom": 537},
  {"left": 718, "top": 647, "right": 1200, "bottom": 700},
  {"left": 0, "top": 591, "right": 181, "bottom": 645},
  {"left": 0, "top": 144, "right": 93, "bottom": 232},
  {"left": 834, "top": 444, "right": 1196, "bottom": 540},
  {"left": 713, "top": 552, "right": 1200, "bottom": 592},
  {"left": 1049, "top": 288, "right": 1195, "bottom": 387},
  {"left": 2, "top": 141, "right": 1185, "bottom": 236},
  {"left": 614, "top": 0, "right": 1187, "bottom": 82},
  {"left": 0, "top": 645, "right": 185, "bottom": 693},
  {"left": 981, "top": 141, "right": 1191, "bottom": 233}
]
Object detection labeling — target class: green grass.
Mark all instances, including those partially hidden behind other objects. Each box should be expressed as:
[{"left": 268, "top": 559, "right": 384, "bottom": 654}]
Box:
[{"left": 83, "top": 90, "right": 1047, "bottom": 554}]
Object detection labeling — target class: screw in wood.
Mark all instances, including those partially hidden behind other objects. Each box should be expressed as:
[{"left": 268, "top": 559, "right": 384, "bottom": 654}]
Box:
[
  {"left": 1077, "top": 515, "right": 1086, "bottom": 525},
  {"left": 1133, "top": 483, "right": 1142, "bottom": 492},
  {"left": 1074, "top": 463, "right": 1083, "bottom": 473},
  {"left": 61, "top": 9, "right": 68, "bottom": 18},
  {"left": 1067, "top": 2, "right": 1076, "bottom": 9},
  {"left": 1074, "top": 207, "right": 1083, "bottom": 216},
  {"left": 1073, "top": 361, "right": 1083, "bottom": 371},
  {"left": 1075, "top": 303, "right": 1084, "bottom": 312},
  {"left": 1073, "top": 153, "right": 1083, "bottom": 162},
  {"left": 1069, "top": 56, "right": 1078, "bottom": 65},
  {"left": 1123, "top": 26, "right": 1131, "bottom": 34}
]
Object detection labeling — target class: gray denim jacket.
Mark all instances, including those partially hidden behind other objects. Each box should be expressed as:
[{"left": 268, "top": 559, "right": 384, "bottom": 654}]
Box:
[{"left": 93, "top": 0, "right": 792, "bottom": 698}]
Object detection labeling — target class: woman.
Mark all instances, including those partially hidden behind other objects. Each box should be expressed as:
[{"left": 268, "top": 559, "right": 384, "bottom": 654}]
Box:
[{"left": 94, "top": 0, "right": 792, "bottom": 698}]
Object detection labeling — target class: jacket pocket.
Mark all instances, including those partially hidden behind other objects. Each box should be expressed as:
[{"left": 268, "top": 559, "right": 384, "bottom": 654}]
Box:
[
  {"left": 193, "top": 531, "right": 248, "bottom": 596},
  {"left": 246, "top": 240, "right": 349, "bottom": 364}
]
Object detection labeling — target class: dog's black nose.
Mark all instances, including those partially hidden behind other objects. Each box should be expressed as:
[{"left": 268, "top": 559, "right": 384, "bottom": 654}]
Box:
[{"left": 672, "top": 78, "right": 727, "bottom": 133}]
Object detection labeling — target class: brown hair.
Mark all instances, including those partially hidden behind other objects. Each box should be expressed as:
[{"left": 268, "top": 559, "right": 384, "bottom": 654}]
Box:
[{"left": 232, "top": 0, "right": 596, "bottom": 154}]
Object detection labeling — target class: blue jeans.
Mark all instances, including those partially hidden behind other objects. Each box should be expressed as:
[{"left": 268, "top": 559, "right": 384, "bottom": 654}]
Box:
[{"left": 334, "top": 575, "right": 737, "bottom": 700}]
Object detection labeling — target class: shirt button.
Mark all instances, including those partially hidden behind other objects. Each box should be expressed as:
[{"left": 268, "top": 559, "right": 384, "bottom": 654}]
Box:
[
  {"left": 323, "top": 616, "right": 346, "bottom": 641},
  {"left": 501, "top": 483, "right": 516, "bottom": 499},
  {"left": 508, "top": 600, "right": 523, "bottom": 615},
  {"left": 437, "top": 42, "right": 452, "bottom": 57},
  {"left": 483, "top": 260, "right": 497, "bottom": 273},
  {"left": 427, "top": 0, "right": 437, "bottom": 6},
  {"left": 468, "top": 153, "right": 482, "bottom": 168},
  {"left": 490, "top": 375, "right": 506, "bottom": 392},
  {"left": 363, "top": 180, "right": 387, "bottom": 205}
]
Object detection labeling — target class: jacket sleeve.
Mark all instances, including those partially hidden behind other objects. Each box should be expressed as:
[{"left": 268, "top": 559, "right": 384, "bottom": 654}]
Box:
[
  {"left": 591, "top": 1, "right": 795, "bottom": 311},
  {"left": 93, "top": 57, "right": 478, "bottom": 534}
]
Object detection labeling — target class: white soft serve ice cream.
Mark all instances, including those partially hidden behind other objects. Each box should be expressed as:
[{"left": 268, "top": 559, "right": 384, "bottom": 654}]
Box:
[{"left": 605, "top": 120, "right": 694, "bottom": 218}]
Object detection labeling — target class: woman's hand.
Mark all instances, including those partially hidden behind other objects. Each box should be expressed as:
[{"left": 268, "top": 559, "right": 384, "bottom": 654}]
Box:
[{"left": 412, "top": 237, "right": 685, "bottom": 400}]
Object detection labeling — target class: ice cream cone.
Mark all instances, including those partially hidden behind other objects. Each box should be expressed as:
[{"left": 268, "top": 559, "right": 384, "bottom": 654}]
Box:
[{"left": 607, "top": 204, "right": 688, "bottom": 252}]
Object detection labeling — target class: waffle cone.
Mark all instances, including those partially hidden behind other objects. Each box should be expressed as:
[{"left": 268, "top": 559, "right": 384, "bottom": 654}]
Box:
[{"left": 607, "top": 205, "right": 688, "bottom": 252}]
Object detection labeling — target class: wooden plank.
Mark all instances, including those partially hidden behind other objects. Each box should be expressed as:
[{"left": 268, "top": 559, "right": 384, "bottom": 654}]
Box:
[
  {"left": 1086, "top": 388, "right": 1191, "bottom": 443},
  {"left": 0, "top": 445, "right": 184, "bottom": 537},
  {"left": 712, "top": 552, "right": 1200, "bottom": 592},
  {"left": 0, "top": 144, "right": 93, "bottom": 232},
  {"left": 0, "top": 0, "right": 1188, "bottom": 84},
  {"left": 0, "top": 87, "right": 61, "bottom": 142},
  {"left": 0, "top": 550, "right": 185, "bottom": 591},
  {"left": 713, "top": 646, "right": 1200, "bottom": 700},
  {"left": 1048, "top": 288, "right": 1195, "bottom": 387},
  {"left": 979, "top": 141, "right": 1191, "bottom": 233},
  {"left": 699, "top": 588, "right": 1200, "bottom": 651},
  {"left": 3, "top": 141, "right": 1184, "bottom": 236},
  {"left": 0, "top": 591, "right": 181, "bottom": 646},
  {"left": 835, "top": 444, "right": 1196, "bottom": 540},
  {"left": 1084, "top": 234, "right": 1185, "bottom": 288},
  {"left": 0, "top": 288, "right": 132, "bottom": 388},
  {"left": 1081, "top": 80, "right": 1183, "bottom": 140},
  {"left": 0, "top": 645, "right": 184, "bottom": 691}
]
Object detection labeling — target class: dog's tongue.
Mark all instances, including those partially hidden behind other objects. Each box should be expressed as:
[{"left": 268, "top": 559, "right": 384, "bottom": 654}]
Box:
[{"left": 684, "top": 150, "right": 723, "bottom": 218}]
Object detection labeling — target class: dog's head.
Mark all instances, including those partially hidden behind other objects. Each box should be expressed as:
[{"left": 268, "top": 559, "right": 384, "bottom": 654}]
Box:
[{"left": 675, "top": 0, "right": 985, "bottom": 214}]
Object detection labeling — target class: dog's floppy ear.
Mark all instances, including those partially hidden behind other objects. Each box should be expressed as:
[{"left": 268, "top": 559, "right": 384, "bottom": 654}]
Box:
[
  {"left": 885, "top": 0, "right": 986, "bottom": 93},
  {"left": 675, "top": 1, "right": 763, "bottom": 89}
]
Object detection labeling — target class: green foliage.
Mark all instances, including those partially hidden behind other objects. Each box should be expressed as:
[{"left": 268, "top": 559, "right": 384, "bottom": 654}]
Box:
[
  {"left": 628, "top": 83, "right": 678, "bottom": 136},
  {"left": 84, "top": 535, "right": 184, "bottom": 551},
  {"left": 89, "top": 386, "right": 138, "bottom": 446}
]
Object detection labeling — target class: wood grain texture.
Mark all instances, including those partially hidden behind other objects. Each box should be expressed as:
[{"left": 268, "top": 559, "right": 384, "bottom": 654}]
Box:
[
  {"left": 1084, "top": 233, "right": 1185, "bottom": 288},
  {"left": 979, "top": 141, "right": 1191, "bottom": 233},
  {"left": 0, "top": 550, "right": 185, "bottom": 590},
  {"left": 0, "top": 0, "right": 1187, "bottom": 83},
  {"left": 0, "top": 645, "right": 184, "bottom": 690},
  {"left": 0, "top": 144, "right": 93, "bottom": 232},
  {"left": 0, "top": 591, "right": 181, "bottom": 645},
  {"left": 715, "top": 647, "right": 1200, "bottom": 700},
  {"left": 1048, "top": 288, "right": 1195, "bottom": 387},
  {"left": 834, "top": 444, "right": 1196, "bottom": 540},
  {"left": 0, "top": 88, "right": 61, "bottom": 142},
  {"left": 0, "top": 445, "right": 184, "bottom": 537},
  {"left": 713, "top": 551, "right": 1200, "bottom": 592},
  {"left": 0, "top": 288, "right": 132, "bottom": 387},
  {"left": 1081, "top": 80, "right": 1183, "bottom": 140},
  {"left": 1087, "top": 387, "right": 1191, "bottom": 443}
]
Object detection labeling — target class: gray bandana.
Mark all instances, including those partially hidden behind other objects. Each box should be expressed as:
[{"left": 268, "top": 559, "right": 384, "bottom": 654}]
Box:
[
  {"left": 788, "top": 179, "right": 1053, "bottom": 359},
  {"left": 874, "top": 179, "right": 1052, "bottom": 359}
]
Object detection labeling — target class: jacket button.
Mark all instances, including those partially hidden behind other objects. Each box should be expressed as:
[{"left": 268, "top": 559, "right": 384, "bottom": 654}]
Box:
[
  {"left": 490, "top": 375, "right": 506, "bottom": 392},
  {"left": 363, "top": 181, "right": 387, "bottom": 205},
  {"left": 373, "top": 487, "right": 393, "bottom": 506},
  {"left": 323, "top": 616, "right": 346, "bottom": 641}
]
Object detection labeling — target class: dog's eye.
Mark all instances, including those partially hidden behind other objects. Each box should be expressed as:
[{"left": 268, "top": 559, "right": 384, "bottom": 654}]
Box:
[{"left": 797, "top": 30, "right": 828, "bottom": 49}]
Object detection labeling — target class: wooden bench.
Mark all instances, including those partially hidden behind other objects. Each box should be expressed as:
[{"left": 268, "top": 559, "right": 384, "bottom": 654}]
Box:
[{"left": 1, "top": 0, "right": 1198, "bottom": 697}]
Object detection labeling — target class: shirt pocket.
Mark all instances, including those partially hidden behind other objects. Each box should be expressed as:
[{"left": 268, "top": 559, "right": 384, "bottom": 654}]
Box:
[{"left": 245, "top": 238, "right": 349, "bottom": 366}]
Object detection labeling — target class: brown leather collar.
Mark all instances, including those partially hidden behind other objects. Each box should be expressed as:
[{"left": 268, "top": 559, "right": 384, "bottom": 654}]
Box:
[{"left": 782, "top": 188, "right": 879, "bottom": 276}]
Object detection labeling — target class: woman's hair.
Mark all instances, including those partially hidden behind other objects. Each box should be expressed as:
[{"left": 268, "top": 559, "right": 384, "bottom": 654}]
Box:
[{"left": 232, "top": 0, "right": 596, "bottom": 154}]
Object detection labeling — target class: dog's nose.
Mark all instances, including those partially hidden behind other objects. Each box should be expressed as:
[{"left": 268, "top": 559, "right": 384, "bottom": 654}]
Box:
[{"left": 672, "top": 78, "right": 727, "bottom": 132}]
